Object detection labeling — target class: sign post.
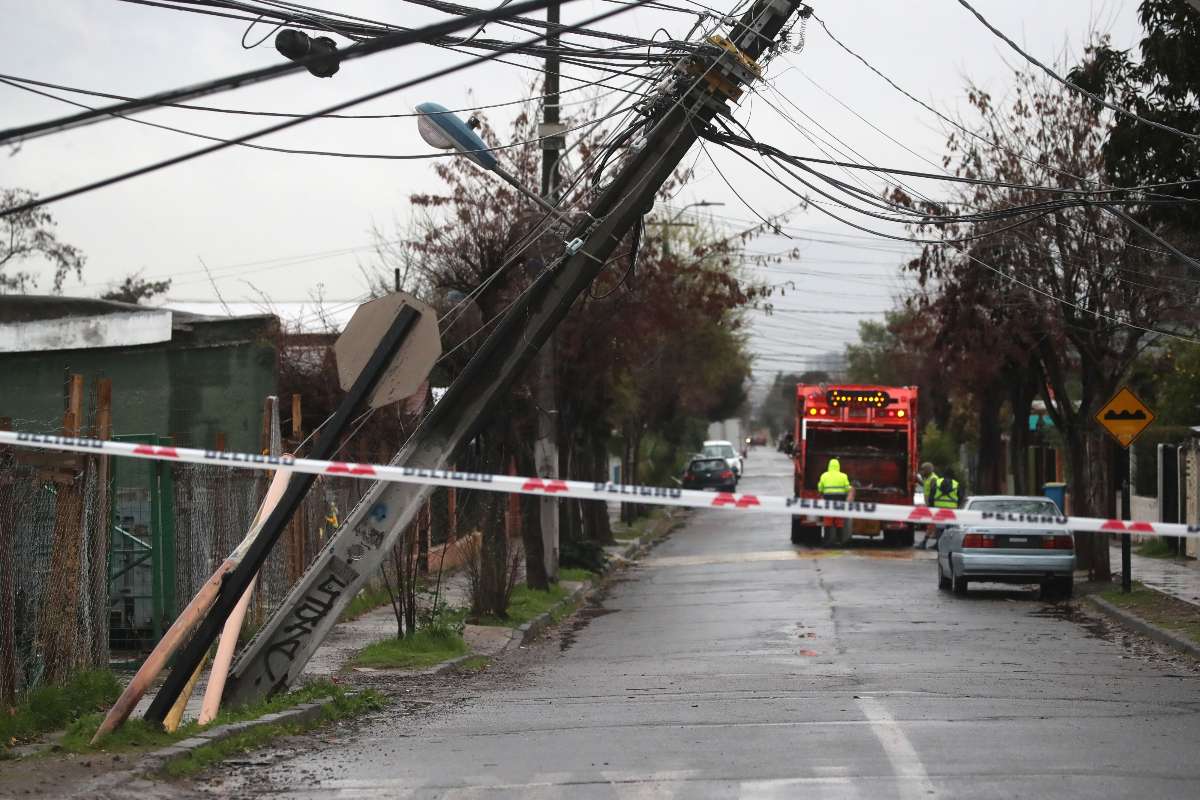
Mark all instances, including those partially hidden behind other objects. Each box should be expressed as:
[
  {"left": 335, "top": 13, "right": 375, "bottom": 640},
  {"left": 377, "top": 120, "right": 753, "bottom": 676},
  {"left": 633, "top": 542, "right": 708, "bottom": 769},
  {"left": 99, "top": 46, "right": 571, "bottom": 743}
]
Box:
[{"left": 1095, "top": 386, "right": 1156, "bottom": 593}]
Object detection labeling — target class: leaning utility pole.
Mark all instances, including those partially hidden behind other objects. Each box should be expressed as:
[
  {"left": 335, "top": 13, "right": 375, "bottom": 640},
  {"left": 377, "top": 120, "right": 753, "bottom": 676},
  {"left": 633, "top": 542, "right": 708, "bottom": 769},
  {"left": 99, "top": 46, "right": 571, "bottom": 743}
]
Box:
[
  {"left": 211, "top": 0, "right": 807, "bottom": 707},
  {"left": 534, "top": 1, "right": 564, "bottom": 583}
]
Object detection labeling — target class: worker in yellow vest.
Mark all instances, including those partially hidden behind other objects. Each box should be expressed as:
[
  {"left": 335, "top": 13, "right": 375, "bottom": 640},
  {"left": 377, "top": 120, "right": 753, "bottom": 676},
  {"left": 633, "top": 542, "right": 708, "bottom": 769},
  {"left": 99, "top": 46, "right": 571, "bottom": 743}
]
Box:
[{"left": 817, "top": 458, "right": 853, "bottom": 546}]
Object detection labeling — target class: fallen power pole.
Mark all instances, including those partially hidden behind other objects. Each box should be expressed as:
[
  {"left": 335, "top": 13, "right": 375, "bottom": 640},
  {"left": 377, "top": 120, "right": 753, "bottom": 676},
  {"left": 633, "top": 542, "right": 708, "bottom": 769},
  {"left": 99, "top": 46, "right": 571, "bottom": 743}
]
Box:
[{"left": 216, "top": 0, "right": 809, "bottom": 707}]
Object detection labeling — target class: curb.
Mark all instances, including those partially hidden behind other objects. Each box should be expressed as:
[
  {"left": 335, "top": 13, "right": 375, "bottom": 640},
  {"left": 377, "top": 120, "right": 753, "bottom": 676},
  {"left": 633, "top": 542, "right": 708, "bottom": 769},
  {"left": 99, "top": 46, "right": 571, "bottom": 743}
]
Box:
[
  {"left": 135, "top": 697, "right": 334, "bottom": 775},
  {"left": 1086, "top": 595, "right": 1200, "bottom": 660}
]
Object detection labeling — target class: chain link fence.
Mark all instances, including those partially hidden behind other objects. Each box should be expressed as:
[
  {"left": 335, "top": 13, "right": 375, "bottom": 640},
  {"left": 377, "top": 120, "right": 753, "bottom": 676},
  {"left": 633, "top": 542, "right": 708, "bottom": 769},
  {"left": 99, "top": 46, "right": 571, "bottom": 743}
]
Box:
[
  {"left": 0, "top": 455, "right": 110, "bottom": 706},
  {"left": 0, "top": 448, "right": 374, "bottom": 706}
]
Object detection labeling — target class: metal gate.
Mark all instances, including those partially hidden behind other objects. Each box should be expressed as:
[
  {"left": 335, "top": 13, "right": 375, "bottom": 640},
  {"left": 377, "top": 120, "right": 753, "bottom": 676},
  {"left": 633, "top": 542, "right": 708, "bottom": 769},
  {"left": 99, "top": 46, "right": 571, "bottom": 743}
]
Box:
[{"left": 108, "top": 435, "right": 175, "bottom": 649}]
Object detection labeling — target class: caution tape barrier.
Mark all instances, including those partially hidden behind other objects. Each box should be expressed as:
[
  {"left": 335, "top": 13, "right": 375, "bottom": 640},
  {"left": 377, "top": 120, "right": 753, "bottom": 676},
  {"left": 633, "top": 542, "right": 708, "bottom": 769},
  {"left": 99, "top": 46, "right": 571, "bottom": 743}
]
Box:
[{"left": 2, "top": 430, "right": 1197, "bottom": 539}]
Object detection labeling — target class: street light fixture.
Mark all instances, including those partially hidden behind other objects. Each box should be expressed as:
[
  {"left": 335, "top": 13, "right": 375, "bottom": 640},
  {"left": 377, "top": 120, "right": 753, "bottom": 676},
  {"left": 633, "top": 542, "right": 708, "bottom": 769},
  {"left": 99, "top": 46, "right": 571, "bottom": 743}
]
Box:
[{"left": 415, "top": 102, "right": 578, "bottom": 237}]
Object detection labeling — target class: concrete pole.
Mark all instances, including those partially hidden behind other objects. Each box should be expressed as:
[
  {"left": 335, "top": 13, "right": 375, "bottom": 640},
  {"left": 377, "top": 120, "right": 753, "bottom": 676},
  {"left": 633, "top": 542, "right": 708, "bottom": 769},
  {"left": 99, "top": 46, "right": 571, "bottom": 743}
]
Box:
[{"left": 535, "top": 1, "right": 563, "bottom": 581}]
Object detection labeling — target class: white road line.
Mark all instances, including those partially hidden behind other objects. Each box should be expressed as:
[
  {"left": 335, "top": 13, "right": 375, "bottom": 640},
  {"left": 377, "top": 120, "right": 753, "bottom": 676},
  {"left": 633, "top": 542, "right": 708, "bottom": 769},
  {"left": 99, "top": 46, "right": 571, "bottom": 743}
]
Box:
[{"left": 856, "top": 696, "right": 938, "bottom": 800}]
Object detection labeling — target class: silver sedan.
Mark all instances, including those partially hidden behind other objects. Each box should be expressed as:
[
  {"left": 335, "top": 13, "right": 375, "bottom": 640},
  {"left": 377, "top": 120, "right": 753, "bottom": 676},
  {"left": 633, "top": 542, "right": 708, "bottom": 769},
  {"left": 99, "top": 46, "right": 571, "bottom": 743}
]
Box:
[{"left": 936, "top": 495, "right": 1075, "bottom": 600}]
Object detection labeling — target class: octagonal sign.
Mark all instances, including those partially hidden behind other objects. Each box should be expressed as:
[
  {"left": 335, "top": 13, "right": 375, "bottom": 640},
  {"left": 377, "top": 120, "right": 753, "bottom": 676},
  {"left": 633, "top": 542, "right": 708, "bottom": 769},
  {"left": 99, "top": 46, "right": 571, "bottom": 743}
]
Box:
[{"left": 334, "top": 291, "right": 441, "bottom": 409}]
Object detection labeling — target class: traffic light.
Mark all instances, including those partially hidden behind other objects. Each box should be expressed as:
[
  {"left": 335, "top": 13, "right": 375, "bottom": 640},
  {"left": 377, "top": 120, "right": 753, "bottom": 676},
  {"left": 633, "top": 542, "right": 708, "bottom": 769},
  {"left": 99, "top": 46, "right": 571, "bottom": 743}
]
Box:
[{"left": 275, "top": 29, "right": 340, "bottom": 78}]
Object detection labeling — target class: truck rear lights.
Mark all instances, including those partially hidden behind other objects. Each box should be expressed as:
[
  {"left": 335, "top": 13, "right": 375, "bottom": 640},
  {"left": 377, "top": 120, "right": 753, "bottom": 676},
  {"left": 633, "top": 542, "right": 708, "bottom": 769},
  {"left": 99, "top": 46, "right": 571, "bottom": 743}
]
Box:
[{"left": 963, "top": 533, "right": 996, "bottom": 548}]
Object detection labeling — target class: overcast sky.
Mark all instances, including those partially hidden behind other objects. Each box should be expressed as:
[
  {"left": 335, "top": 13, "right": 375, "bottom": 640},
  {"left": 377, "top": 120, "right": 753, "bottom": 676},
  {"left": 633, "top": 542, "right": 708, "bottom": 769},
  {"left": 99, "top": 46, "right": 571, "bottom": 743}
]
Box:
[{"left": 1, "top": 0, "right": 1143, "bottom": 390}]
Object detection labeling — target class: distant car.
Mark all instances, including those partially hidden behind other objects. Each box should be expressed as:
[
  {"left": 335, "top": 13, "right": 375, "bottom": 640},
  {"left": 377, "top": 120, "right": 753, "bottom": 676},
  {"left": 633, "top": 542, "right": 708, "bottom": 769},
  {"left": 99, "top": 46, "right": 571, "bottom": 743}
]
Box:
[
  {"left": 682, "top": 457, "right": 738, "bottom": 492},
  {"left": 701, "top": 440, "right": 743, "bottom": 477},
  {"left": 937, "top": 495, "right": 1074, "bottom": 600}
]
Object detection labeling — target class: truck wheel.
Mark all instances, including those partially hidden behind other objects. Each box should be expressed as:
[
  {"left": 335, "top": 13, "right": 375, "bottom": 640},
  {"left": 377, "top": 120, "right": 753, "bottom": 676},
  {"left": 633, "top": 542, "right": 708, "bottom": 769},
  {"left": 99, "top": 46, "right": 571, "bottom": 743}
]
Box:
[
  {"left": 790, "top": 518, "right": 804, "bottom": 545},
  {"left": 883, "top": 530, "right": 915, "bottom": 547}
]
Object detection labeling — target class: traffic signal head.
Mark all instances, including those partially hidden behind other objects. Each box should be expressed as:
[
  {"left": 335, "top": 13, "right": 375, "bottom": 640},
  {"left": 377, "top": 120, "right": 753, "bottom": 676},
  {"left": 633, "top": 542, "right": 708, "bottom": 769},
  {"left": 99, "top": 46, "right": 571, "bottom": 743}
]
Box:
[{"left": 275, "top": 29, "right": 340, "bottom": 78}]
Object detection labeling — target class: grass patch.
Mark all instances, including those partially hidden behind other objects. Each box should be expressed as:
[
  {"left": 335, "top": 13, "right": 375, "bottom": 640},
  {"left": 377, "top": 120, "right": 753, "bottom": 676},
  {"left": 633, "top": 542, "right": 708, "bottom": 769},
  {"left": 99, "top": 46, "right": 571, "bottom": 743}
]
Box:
[
  {"left": 1099, "top": 582, "right": 1200, "bottom": 644},
  {"left": 474, "top": 583, "right": 571, "bottom": 628},
  {"left": 339, "top": 582, "right": 394, "bottom": 622},
  {"left": 1, "top": 669, "right": 121, "bottom": 753},
  {"left": 1135, "top": 539, "right": 1181, "bottom": 559},
  {"left": 559, "top": 567, "right": 598, "bottom": 583},
  {"left": 63, "top": 680, "right": 343, "bottom": 754},
  {"left": 162, "top": 688, "right": 385, "bottom": 778},
  {"left": 351, "top": 628, "right": 468, "bottom": 669},
  {"left": 455, "top": 656, "right": 491, "bottom": 672}
]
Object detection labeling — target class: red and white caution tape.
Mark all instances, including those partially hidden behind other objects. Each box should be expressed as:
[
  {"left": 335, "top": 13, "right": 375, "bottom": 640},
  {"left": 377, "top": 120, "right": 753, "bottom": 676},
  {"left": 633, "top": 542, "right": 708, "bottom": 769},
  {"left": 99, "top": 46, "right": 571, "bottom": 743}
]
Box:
[{"left": 2, "top": 430, "right": 1197, "bottom": 538}]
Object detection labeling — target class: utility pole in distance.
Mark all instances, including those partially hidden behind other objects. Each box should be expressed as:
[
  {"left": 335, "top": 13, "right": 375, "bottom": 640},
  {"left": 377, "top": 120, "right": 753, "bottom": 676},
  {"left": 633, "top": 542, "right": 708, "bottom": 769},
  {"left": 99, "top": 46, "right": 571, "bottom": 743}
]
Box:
[
  {"left": 535, "top": 1, "right": 564, "bottom": 583},
  {"left": 220, "top": 0, "right": 809, "bottom": 707}
]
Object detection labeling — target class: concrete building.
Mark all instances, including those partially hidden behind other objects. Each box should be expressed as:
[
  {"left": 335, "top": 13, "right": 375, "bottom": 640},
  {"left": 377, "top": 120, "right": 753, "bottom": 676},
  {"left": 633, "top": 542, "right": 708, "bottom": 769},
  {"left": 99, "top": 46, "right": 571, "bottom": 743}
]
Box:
[{"left": 0, "top": 295, "right": 278, "bottom": 451}]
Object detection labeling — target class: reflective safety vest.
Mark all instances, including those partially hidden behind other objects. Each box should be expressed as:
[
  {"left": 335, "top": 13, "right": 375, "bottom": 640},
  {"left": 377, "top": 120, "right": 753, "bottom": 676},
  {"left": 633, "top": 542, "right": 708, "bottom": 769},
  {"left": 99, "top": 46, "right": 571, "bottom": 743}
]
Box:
[
  {"left": 931, "top": 477, "right": 960, "bottom": 509},
  {"left": 923, "top": 473, "right": 941, "bottom": 504},
  {"left": 817, "top": 458, "right": 852, "bottom": 496}
]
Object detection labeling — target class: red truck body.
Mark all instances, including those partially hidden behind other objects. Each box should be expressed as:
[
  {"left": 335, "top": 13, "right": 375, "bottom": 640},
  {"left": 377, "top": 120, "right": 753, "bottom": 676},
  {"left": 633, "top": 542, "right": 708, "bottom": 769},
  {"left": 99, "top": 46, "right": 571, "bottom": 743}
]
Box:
[{"left": 791, "top": 384, "right": 919, "bottom": 544}]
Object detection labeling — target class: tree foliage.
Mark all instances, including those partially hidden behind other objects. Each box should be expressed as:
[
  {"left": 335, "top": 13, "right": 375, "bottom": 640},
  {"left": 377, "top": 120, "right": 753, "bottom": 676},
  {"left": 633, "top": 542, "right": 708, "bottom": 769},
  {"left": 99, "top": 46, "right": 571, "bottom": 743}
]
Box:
[
  {"left": 367, "top": 96, "right": 763, "bottom": 591},
  {"left": 0, "top": 188, "right": 85, "bottom": 293},
  {"left": 101, "top": 272, "right": 172, "bottom": 304},
  {"left": 892, "top": 44, "right": 1200, "bottom": 577}
]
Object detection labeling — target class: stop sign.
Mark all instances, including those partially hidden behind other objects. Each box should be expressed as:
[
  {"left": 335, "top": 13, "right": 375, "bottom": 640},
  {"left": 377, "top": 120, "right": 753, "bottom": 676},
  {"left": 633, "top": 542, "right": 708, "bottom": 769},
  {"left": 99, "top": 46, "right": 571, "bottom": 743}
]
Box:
[{"left": 334, "top": 291, "right": 441, "bottom": 409}]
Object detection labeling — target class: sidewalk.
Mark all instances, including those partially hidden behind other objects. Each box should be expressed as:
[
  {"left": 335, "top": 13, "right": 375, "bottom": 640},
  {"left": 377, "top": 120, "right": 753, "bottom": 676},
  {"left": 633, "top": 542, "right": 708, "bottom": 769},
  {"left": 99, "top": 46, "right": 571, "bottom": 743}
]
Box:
[{"left": 1112, "top": 543, "right": 1200, "bottom": 607}]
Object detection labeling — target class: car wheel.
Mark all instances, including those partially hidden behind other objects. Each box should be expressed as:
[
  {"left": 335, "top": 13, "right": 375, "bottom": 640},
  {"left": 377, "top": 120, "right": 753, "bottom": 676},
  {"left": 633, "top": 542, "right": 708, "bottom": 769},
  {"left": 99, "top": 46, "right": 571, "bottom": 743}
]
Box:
[
  {"left": 937, "top": 559, "right": 951, "bottom": 591},
  {"left": 952, "top": 569, "right": 969, "bottom": 596}
]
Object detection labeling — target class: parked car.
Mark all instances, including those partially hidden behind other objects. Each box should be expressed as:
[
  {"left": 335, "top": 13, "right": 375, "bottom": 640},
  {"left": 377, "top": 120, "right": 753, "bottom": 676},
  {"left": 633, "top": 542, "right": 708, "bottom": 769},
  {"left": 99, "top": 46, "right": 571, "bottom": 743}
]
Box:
[
  {"left": 682, "top": 457, "right": 738, "bottom": 492},
  {"left": 937, "top": 495, "right": 1074, "bottom": 600},
  {"left": 701, "top": 440, "right": 743, "bottom": 477}
]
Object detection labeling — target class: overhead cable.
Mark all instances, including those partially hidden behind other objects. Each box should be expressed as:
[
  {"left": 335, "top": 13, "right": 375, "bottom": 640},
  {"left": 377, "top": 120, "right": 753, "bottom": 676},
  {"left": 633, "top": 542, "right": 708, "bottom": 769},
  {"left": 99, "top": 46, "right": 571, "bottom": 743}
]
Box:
[
  {"left": 0, "top": 0, "right": 656, "bottom": 216},
  {"left": 1, "top": 0, "right": 583, "bottom": 146}
]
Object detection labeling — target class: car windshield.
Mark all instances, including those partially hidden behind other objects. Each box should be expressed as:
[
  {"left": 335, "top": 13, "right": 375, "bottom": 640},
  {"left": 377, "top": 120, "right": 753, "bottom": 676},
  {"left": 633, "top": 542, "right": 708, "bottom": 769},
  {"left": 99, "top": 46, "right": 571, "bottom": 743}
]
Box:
[
  {"left": 967, "top": 498, "right": 1061, "bottom": 515},
  {"left": 689, "top": 459, "right": 726, "bottom": 471},
  {"left": 702, "top": 444, "right": 735, "bottom": 458}
]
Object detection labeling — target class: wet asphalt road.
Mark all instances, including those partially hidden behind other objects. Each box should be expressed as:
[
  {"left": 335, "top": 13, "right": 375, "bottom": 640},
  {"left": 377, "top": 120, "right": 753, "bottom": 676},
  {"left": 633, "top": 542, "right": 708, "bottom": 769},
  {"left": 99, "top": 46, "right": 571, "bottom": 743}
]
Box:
[{"left": 200, "top": 449, "right": 1200, "bottom": 799}]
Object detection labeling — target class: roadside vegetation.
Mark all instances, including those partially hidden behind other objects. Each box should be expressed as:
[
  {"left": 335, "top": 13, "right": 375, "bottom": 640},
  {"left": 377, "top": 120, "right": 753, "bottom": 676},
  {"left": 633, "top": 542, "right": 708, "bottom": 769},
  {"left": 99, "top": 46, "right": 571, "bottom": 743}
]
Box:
[
  {"left": 0, "top": 669, "right": 120, "bottom": 755},
  {"left": 1098, "top": 583, "right": 1200, "bottom": 646},
  {"left": 65, "top": 680, "right": 354, "bottom": 754},
  {"left": 161, "top": 688, "right": 384, "bottom": 778}
]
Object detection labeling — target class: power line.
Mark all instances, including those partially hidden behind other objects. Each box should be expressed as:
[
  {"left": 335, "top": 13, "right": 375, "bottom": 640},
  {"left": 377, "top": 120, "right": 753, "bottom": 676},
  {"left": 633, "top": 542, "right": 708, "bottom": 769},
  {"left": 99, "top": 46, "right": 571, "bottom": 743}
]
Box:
[
  {"left": 1, "top": 0, "right": 656, "bottom": 217},
  {"left": 0, "top": 0, "right": 586, "bottom": 146},
  {"left": 0, "top": 69, "right": 644, "bottom": 121},
  {"left": 954, "top": 0, "right": 1200, "bottom": 143},
  {"left": 1, "top": 76, "right": 642, "bottom": 163}
]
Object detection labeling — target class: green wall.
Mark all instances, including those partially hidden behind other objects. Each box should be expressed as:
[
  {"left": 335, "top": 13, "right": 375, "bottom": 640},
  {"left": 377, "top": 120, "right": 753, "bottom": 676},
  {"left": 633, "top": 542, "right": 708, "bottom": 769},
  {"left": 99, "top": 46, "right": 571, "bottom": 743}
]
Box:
[{"left": 0, "top": 333, "right": 276, "bottom": 452}]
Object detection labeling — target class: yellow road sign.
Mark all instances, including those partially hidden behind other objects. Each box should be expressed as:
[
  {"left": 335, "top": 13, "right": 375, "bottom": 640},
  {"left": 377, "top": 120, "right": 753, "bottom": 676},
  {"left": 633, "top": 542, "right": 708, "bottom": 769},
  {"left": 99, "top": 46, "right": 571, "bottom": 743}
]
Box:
[{"left": 1095, "top": 386, "right": 1155, "bottom": 448}]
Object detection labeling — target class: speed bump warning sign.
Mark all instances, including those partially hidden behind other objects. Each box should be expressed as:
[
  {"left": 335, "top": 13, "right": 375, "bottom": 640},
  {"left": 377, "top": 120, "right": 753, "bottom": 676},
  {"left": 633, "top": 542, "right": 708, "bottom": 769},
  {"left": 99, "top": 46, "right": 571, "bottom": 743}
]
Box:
[{"left": 1095, "top": 386, "right": 1155, "bottom": 448}]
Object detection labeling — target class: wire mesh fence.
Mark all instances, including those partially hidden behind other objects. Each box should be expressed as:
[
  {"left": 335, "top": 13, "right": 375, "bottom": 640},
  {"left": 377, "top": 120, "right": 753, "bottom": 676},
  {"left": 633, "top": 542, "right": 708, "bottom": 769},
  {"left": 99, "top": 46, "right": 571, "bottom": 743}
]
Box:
[{"left": 0, "top": 456, "right": 110, "bottom": 706}]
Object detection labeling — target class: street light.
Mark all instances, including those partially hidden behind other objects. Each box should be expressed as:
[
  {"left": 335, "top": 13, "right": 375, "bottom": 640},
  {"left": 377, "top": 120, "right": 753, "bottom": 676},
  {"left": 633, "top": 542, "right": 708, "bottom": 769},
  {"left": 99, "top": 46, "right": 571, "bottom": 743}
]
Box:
[{"left": 415, "top": 103, "right": 578, "bottom": 237}]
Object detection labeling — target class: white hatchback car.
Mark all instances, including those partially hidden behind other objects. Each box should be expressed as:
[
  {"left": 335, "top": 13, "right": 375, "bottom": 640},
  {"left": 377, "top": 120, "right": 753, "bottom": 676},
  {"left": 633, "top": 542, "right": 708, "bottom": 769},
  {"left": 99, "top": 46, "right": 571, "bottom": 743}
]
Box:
[{"left": 701, "top": 440, "right": 742, "bottom": 478}]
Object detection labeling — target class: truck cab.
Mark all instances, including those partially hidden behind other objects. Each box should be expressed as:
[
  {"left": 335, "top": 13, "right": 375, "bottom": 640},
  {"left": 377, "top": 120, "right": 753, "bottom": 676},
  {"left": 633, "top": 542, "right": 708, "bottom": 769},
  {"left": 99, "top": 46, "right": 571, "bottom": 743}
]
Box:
[{"left": 791, "top": 384, "right": 919, "bottom": 547}]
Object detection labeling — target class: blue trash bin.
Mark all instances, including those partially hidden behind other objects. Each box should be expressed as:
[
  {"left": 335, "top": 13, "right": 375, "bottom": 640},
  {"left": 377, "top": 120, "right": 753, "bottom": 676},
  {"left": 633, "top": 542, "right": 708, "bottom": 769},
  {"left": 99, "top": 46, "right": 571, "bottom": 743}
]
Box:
[{"left": 1043, "top": 482, "right": 1067, "bottom": 514}]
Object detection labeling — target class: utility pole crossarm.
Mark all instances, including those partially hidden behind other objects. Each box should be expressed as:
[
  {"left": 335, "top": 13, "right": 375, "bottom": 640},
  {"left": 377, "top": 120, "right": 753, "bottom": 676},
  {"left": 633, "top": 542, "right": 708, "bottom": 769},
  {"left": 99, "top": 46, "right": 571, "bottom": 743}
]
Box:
[{"left": 221, "top": 0, "right": 806, "bottom": 706}]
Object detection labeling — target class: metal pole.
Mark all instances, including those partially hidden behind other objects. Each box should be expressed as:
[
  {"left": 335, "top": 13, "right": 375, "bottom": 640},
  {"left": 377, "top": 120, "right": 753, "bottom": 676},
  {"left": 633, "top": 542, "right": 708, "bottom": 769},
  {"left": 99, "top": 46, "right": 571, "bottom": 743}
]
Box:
[{"left": 1119, "top": 441, "right": 1132, "bottom": 593}]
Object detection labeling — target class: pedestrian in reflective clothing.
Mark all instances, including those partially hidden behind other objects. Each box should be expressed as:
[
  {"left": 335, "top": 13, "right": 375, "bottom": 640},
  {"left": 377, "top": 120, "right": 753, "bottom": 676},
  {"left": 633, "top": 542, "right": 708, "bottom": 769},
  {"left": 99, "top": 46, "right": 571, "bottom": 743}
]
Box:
[
  {"left": 923, "top": 469, "right": 961, "bottom": 550},
  {"left": 917, "top": 462, "right": 940, "bottom": 549}
]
